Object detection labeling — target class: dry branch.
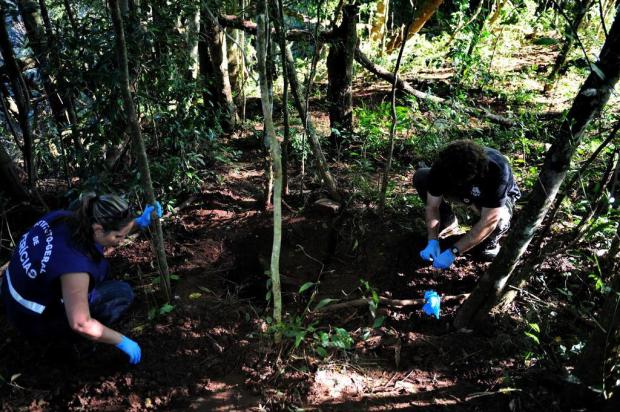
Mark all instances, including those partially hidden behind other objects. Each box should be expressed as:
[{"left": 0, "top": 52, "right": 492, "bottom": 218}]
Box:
[{"left": 317, "top": 293, "right": 469, "bottom": 312}]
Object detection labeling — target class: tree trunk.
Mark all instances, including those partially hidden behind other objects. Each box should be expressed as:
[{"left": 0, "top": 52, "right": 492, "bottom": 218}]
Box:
[
  {"left": 379, "top": 20, "right": 411, "bottom": 213},
  {"left": 547, "top": 0, "right": 593, "bottom": 88},
  {"left": 575, "top": 266, "right": 620, "bottom": 390},
  {"left": 187, "top": 1, "right": 201, "bottom": 79},
  {"left": 370, "top": 0, "right": 389, "bottom": 48},
  {"left": 109, "top": 0, "right": 172, "bottom": 301},
  {"left": 270, "top": 6, "right": 340, "bottom": 201},
  {"left": 199, "top": 2, "right": 237, "bottom": 132},
  {"left": 326, "top": 4, "right": 357, "bottom": 146},
  {"left": 283, "top": 44, "right": 340, "bottom": 201},
  {"left": 453, "top": 14, "right": 620, "bottom": 330},
  {"left": 0, "top": 141, "right": 29, "bottom": 201},
  {"left": 257, "top": 8, "right": 283, "bottom": 341},
  {"left": 275, "top": 0, "right": 289, "bottom": 195},
  {"left": 0, "top": 7, "right": 35, "bottom": 184},
  {"left": 17, "top": 0, "right": 68, "bottom": 126},
  {"left": 386, "top": 0, "right": 444, "bottom": 53}
]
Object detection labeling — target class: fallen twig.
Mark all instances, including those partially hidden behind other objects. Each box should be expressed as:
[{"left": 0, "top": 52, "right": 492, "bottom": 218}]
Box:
[{"left": 316, "top": 293, "right": 470, "bottom": 312}]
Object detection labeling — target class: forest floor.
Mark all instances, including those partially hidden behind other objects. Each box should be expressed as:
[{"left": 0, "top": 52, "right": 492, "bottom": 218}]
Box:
[
  {"left": 0, "top": 43, "right": 609, "bottom": 411},
  {"left": 0, "top": 143, "right": 597, "bottom": 411}
]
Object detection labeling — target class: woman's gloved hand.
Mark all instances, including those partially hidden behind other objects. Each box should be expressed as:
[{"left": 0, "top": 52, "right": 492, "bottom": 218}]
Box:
[
  {"left": 135, "top": 202, "right": 163, "bottom": 229},
  {"left": 115, "top": 336, "right": 142, "bottom": 364},
  {"left": 432, "top": 248, "right": 456, "bottom": 269},
  {"left": 419, "top": 239, "right": 440, "bottom": 261}
]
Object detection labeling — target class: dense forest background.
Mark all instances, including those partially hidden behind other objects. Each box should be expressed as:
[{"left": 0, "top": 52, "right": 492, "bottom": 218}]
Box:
[{"left": 1, "top": 0, "right": 620, "bottom": 410}]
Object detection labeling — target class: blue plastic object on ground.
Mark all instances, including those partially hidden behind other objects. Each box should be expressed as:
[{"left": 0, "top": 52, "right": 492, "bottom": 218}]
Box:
[{"left": 423, "top": 290, "right": 441, "bottom": 319}]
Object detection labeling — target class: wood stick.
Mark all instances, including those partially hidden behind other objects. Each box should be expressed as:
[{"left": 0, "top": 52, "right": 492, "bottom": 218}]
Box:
[{"left": 317, "top": 293, "right": 469, "bottom": 312}]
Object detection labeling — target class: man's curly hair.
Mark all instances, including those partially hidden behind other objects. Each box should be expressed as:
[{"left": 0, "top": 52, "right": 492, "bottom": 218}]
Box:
[{"left": 432, "top": 140, "right": 489, "bottom": 187}]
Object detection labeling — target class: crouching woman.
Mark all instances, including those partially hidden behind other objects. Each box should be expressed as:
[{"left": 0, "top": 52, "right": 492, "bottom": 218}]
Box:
[{"left": 0, "top": 194, "right": 161, "bottom": 364}]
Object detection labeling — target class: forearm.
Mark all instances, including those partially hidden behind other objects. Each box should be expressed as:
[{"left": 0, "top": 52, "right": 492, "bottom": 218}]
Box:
[
  {"left": 71, "top": 317, "right": 124, "bottom": 345},
  {"left": 426, "top": 205, "right": 440, "bottom": 240},
  {"left": 454, "top": 219, "right": 498, "bottom": 253}
]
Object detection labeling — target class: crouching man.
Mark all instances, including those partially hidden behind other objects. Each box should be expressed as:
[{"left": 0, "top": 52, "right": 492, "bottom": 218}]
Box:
[{"left": 413, "top": 140, "right": 521, "bottom": 269}]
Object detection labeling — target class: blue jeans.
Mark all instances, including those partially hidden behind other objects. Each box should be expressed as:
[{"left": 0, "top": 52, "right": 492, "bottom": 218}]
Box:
[{"left": 2, "top": 279, "right": 134, "bottom": 339}]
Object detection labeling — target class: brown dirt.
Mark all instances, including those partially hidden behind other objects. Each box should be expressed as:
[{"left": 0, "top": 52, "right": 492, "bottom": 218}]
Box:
[{"left": 0, "top": 142, "right": 596, "bottom": 411}]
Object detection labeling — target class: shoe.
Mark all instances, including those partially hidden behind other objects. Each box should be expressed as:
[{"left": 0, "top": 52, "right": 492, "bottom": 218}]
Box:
[
  {"left": 477, "top": 243, "right": 500, "bottom": 262},
  {"left": 439, "top": 215, "right": 459, "bottom": 238}
]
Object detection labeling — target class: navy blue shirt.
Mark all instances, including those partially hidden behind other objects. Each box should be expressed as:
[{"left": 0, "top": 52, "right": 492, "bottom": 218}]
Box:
[
  {"left": 1, "top": 211, "right": 109, "bottom": 336},
  {"left": 428, "top": 147, "right": 521, "bottom": 208}
]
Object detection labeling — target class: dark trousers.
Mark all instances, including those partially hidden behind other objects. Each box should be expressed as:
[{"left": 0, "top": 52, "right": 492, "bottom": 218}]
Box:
[
  {"left": 2, "top": 279, "right": 134, "bottom": 339},
  {"left": 413, "top": 168, "right": 515, "bottom": 249}
]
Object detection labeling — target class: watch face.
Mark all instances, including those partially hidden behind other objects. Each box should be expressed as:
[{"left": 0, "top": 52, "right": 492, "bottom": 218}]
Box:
[{"left": 451, "top": 247, "right": 459, "bottom": 255}]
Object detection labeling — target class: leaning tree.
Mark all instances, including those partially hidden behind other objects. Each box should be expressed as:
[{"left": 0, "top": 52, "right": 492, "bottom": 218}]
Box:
[{"left": 454, "top": 10, "right": 620, "bottom": 330}]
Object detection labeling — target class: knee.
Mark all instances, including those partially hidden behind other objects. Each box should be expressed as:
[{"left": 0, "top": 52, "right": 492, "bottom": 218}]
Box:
[{"left": 116, "top": 281, "right": 135, "bottom": 306}]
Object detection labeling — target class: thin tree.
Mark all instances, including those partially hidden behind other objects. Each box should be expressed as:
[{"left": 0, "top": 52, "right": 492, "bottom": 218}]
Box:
[
  {"left": 0, "top": 6, "right": 34, "bottom": 184},
  {"left": 454, "top": 13, "right": 620, "bottom": 330},
  {"left": 257, "top": 4, "right": 283, "bottom": 342},
  {"left": 271, "top": 6, "right": 340, "bottom": 201},
  {"left": 108, "top": 0, "right": 172, "bottom": 300},
  {"left": 379, "top": 18, "right": 413, "bottom": 213}
]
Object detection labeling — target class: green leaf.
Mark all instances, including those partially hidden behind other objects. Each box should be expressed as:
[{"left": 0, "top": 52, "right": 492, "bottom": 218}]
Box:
[
  {"left": 159, "top": 303, "right": 175, "bottom": 315},
  {"left": 299, "top": 282, "right": 315, "bottom": 294},
  {"left": 372, "top": 315, "right": 386, "bottom": 329},
  {"left": 528, "top": 323, "right": 541, "bottom": 333},
  {"left": 294, "top": 332, "right": 306, "bottom": 348},
  {"left": 188, "top": 292, "right": 202, "bottom": 299},
  {"left": 525, "top": 332, "right": 540, "bottom": 345},
  {"left": 315, "top": 346, "right": 328, "bottom": 357},
  {"left": 314, "top": 298, "right": 339, "bottom": 311},
  {"left": 170, "top": 274, "right": 180, "bottom": 281}
]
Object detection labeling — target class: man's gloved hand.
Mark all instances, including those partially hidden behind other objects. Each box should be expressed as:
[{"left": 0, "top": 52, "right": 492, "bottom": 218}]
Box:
[
  {"left": 115, "top": 336, "right": 141, "bottom": 364},
  {"left": 432, "top": 248, "right": 456, "bottom": 269},
  {"left": 135, "top": 201, "right": 163, "bottom": 229},
  {"left": 420, "top": 239, "right": 441, "bottom": 262}
]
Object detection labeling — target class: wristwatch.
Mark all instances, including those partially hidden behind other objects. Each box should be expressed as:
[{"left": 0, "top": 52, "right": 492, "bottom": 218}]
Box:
[{"left": 451, "top": 246, "right": 460, "bottom": 256}]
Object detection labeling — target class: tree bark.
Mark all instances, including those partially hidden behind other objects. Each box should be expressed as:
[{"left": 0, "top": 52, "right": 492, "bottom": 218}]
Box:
[
  {"left": 547, "top": 0, "right": 593, "bottom": 87},
  {"left": 270, "top": 8, "right": 340, "bottom": 201},
  {"left": 109, "top": 0, "right": 172, "bottom": 301},
  {"left": 385, "top": 0, "right": 444, "bottom": 53},
  {"left": 0, "top": 7, "right": 35, "bottom": 184},
  {"left": 17, "top": 0, "right": 68, "bottom": 126},
  {"left": 370, "top": 0, "right": 389, "bottom": 47},
  {"left": 326, "top": 4, "right": 357, "bottom": 145},
  {"left": 199, "top": 2, "right": 237, "bottom": 132},
  {"left": 453, "top": 14, "right": 620, "bottom": 330},
  {"left": 257, "top": 8, "right": 283, "bottom": 341}
]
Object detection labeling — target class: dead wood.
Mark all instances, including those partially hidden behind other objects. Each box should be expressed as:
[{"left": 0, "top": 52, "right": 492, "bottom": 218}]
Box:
[{"left": 317, "top": 293, "right": 470, "bottom": 312}]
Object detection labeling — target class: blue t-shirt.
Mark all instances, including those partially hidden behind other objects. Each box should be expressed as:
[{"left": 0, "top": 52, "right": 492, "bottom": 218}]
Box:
[
  {"left": 1, "top": 210, "right": 109, "bottom": 334},
  {"left": 428, "top": 147, "right": 521, "bottom": 208}
]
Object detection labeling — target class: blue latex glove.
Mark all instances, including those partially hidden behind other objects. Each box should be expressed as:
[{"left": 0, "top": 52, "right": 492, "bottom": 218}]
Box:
[
  {"left": 422, "top": 290, "right": 441, "bottom": 319},
  {"left": 433, "top": 248, "right": 456, "bottom": 269},
  {"left": 420, "top": 239, "right": 441, "bottom": 262},
  {"left": 115, "top": 336, "right": 141, "bottom": 364},
  {"left": 135, "top": 201, "right": 163, "bottom": 229}
]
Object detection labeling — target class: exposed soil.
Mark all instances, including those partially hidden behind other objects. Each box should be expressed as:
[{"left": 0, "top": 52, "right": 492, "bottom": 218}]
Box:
[
  {"left": 0, "top": 134, "right": 599, "bottom": 411},
  {"left": 0, "top": 40, "right": 609, "bottom": 409}
]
